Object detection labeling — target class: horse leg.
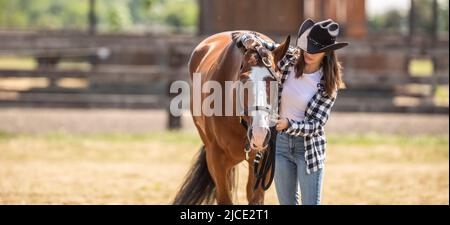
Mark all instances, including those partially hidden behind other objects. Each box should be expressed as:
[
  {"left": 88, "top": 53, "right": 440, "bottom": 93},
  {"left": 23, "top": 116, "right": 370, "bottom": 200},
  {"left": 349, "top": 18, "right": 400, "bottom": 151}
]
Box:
[
  {"left": 246, "top": 160, "right": 265, "bottom": 205},
  {"left": 206, "top": 148, "right": 235, "bottom": 205}
]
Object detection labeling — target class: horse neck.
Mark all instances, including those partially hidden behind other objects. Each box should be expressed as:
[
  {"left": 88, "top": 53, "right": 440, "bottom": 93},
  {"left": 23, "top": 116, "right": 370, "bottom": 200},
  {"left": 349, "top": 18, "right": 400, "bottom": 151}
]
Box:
[{"left": 213, "top": 41, "right": 243, "bottom": 83}]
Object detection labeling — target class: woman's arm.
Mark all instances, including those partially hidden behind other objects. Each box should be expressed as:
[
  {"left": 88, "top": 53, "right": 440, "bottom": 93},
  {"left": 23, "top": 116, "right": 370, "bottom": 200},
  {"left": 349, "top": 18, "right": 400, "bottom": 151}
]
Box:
[
  {"left": 285, "top": 118, "right": 324, "bottom": 137},
  {"left": 281, "top": 92, "right": 337, "bottom": 137}
]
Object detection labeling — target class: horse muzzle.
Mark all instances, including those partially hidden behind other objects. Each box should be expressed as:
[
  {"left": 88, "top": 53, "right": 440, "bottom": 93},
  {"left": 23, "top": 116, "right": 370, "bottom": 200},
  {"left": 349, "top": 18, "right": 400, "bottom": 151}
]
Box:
[{"left": 247, "top": 126, "right": 271, "bottom": 151}]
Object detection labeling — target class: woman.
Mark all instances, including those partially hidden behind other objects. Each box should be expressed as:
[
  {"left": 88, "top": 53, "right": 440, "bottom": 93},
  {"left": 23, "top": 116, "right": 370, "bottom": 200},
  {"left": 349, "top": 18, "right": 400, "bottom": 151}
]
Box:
[{"left": 240, "top": 18, "right": 348, "bottom": 205}]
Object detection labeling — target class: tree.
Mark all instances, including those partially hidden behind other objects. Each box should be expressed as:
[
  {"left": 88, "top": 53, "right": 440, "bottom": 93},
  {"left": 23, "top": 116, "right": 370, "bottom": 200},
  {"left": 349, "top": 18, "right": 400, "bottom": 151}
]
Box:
[
  {"left": 368, "top": 9, "right": 407, "bottom": 33},
  {"left": 368, "top": 0, "right": 449, "bottom": 35},
  {"left": 0, "top": 0, "right": 198, "bottom": 33},
  {"left": 0, "top": 0, "right": 87, "bottom": 30}
]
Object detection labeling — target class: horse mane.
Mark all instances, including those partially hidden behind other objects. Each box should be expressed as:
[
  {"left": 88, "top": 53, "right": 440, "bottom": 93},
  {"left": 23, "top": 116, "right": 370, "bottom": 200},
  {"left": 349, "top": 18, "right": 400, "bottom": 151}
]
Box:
[
  {"left": 207, "top": 33, "right": 244, "bottom": 83},
  {"left": 231, "top": 31, "right": 243, "bottom": 46}
]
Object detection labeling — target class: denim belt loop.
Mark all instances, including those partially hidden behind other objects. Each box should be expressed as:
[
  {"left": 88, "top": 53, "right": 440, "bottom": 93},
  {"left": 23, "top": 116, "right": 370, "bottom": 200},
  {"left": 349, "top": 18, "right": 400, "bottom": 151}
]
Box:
[{"left": 288, "top": 135, "right": 294, "bottom": 153}]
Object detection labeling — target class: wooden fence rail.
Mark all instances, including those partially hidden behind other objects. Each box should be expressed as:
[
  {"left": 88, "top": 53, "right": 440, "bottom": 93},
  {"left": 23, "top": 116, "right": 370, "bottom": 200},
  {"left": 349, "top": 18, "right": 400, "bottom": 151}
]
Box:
[{"left": 0, "top": 31, "right": 448, "bottom": 130}]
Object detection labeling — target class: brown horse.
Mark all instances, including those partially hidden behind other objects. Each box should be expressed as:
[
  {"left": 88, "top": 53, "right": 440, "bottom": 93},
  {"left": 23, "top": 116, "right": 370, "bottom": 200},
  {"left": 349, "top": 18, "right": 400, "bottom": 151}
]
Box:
[{"left": 173, "top": 31, "right": 290, "bottom": 205}]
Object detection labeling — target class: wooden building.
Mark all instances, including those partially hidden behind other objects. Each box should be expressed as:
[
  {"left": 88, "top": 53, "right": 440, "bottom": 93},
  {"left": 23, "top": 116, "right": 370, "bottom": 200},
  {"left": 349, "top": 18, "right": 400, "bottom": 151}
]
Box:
[{"left": 198, "top": 0, "right": 367, "bottom": 38}]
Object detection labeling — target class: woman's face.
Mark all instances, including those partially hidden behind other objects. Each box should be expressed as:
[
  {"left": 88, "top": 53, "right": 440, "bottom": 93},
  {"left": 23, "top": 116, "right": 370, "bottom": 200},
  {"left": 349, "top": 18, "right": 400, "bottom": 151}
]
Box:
[{"left": 303, "top": 51, "right": 326, "bottom": 65}]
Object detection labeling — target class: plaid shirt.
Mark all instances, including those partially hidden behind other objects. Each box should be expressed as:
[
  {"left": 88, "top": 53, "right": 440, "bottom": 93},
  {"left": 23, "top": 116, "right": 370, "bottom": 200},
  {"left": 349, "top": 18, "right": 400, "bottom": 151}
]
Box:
[{"left": 240, "top": 33, "right": 338, "bottom": 174}]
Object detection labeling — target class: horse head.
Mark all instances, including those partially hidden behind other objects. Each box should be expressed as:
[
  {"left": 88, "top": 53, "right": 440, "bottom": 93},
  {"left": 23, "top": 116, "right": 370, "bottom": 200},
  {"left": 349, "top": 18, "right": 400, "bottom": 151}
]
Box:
[{"left": 237, "top": 35, "right": 291, "bottom": 153}]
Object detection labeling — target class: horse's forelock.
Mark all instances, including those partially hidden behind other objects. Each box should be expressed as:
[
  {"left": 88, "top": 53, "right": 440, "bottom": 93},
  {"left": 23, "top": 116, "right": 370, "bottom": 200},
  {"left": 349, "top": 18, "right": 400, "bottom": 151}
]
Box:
[{"left": 231, "top": 32, "right": 243, "bottom": 44}]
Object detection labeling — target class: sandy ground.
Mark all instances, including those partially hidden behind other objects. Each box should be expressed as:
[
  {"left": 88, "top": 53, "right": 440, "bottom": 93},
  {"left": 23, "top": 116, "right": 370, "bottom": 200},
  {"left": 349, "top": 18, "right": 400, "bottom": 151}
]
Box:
[
  {"left": 0, "top": 108, "right": 448, "bottom": 135},
  {"left": 0, "top": 131, "right": 447, "bottom": 205},
  {"left": 0, "top": 108, "right": 448, "bottom": 205}
]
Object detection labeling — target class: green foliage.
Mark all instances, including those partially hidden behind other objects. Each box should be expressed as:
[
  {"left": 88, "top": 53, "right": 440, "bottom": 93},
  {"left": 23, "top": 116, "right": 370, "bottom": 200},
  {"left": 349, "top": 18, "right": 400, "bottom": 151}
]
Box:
[
  {"left": 414, "top": 0, "right": 435, "bottom": 34},
  {"left": 438, "top": 0, "right": 449, "bottom": 32},
  {"left": 99, "top": 0, "right": 133, "bottom": 32},
  {"left": 0, "top": 0, "right": 88, "bottom": 30},
  {"left": 0, "top": 0, "right": 198, "bottom": 33},
  {"left": 368, "top": 9, "right": 408, "bottom": 33},
  {"left": 368, "top": 0, "right": 449, "bottom": 34},
  {"left": 149, "top": 0, "right": 198, "bottom": 30}
]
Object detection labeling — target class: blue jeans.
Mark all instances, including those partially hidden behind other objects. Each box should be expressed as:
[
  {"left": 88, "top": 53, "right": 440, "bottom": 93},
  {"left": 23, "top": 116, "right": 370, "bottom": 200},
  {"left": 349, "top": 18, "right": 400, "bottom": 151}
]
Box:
[{"left": 274, "top": 132, "right": 324, "bottom": 205}]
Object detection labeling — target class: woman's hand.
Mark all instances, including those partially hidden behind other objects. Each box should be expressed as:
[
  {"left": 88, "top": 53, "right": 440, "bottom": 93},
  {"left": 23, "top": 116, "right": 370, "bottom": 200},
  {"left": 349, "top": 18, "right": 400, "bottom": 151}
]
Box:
[{"left": 275, "top": 118, "right": 289, "bottom": 131}]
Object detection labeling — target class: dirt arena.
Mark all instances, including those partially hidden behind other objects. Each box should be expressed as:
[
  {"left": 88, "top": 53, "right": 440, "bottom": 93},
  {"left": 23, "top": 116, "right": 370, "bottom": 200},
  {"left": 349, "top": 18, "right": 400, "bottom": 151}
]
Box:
[{"left": 0, "top": 108, "right": 448, "bottom": 204}]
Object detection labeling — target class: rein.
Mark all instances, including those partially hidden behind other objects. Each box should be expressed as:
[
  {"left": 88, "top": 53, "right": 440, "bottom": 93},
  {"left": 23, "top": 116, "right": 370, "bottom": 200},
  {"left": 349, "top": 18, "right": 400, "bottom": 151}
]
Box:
[
  {"left": 239, "top": 117, "right": 276, "bottom": 191},
  {"left": 238, "top": 41, "right": 278, "bottom": 191},
  {"left": 252, "top": 129, "right": 276, "bottom": 191}
]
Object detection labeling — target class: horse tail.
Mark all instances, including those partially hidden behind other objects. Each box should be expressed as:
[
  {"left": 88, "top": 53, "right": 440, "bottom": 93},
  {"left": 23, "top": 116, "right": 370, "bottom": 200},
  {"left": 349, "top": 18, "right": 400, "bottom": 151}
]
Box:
[{"left": 172, "top": 145, "right": 216, "bottom": 205}]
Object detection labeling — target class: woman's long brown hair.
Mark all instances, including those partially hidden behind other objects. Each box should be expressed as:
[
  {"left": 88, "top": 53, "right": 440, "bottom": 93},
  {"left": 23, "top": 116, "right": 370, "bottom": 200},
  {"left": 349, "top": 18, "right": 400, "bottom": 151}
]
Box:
[{"left": 295, "top": 50, "right": 345, "bottom": 97}]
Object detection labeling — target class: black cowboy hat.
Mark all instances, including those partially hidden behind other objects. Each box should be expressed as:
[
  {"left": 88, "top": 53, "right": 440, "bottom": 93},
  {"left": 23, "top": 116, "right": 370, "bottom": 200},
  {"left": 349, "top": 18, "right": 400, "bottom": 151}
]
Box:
[{"left": 296, "top": 18, "right": 349, "bottom": 54}]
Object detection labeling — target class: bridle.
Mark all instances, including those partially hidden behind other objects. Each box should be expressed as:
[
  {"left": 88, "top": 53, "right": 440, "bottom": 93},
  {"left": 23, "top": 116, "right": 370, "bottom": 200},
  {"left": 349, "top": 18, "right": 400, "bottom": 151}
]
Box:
[
  {"left": 238, "top": 43, "right": 279, "bottom": 191},
  {"left": 237, "top": 45, "right": 281, "bottom": 119},
  {"left": 255, "top": 45, "right": 281, "bottom": 84}
]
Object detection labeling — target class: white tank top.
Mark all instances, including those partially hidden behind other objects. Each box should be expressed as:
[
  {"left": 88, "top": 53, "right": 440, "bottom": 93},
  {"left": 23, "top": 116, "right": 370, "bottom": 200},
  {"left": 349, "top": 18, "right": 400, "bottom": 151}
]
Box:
[{"left": 280, "top": 67, "right": 323, "bottom": 121}]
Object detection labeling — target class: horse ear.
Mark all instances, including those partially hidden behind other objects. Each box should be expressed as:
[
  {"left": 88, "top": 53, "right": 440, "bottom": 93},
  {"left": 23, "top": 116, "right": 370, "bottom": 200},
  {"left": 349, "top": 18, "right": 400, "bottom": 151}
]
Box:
[{"left": 273, "top": 35, "right": 290, "bottom": 64}]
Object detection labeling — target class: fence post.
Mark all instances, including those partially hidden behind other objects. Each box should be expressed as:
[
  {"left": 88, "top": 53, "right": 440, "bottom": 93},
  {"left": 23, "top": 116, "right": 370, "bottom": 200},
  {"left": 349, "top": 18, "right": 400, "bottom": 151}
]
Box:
[
  {"left": 88, "top": 0, "right": 97, "bottom": 35},
  {"left": 408, "top": 0, "right": 416, "bottom": 43},
  {"left": 167, "top": 78, "right": 182, "bottom": 130},
  {"left": 431, "top": 0, "right": 439, "bottom": 43},
  {"left": 166, "top": 46, "right": 183, "bottom": 130},
  {"left": 37, "top": 57, "right": 60, "bottom": 89}
]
